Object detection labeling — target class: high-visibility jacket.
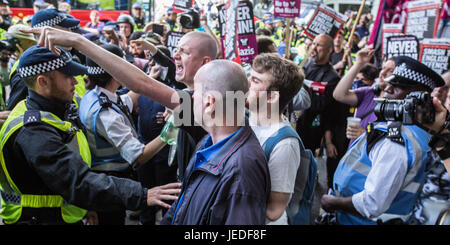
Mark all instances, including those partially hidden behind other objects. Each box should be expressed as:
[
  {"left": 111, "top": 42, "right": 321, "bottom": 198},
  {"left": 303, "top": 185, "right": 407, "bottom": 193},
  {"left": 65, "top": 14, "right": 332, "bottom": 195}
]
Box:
[
  {"left": 79, "top": 89, "right": 135, "bottom": 171},
  {"left": 333, "top": 122, "right": 430, "bottom": 225},
  {"left": 0, "top": 100, "right": 91, "bottom": 224}
]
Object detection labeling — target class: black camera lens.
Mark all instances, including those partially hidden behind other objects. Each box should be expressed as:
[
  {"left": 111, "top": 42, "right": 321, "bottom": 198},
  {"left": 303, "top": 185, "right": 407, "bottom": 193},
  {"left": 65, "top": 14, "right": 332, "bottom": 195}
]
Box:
[
  {"left": 180, "top": 14, "right": 193, "bottom": 28},
  {"left": 179, "top": 9, "right": 200, "bottom": 29},
  {"left": 374, "top": 99, "right": 404, "bottom": 122}
]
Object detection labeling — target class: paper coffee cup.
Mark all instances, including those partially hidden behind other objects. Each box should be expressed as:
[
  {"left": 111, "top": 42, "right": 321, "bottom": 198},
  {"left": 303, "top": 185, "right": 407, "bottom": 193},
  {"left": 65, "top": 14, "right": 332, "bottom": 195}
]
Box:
[{"left": 347, "top": 117, "right": 361, "bottom": 126}]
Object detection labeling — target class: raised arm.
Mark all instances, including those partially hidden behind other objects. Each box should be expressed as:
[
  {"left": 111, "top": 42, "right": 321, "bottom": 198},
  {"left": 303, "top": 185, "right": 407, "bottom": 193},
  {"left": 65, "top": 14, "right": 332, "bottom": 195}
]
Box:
[
  {"left": 333, "top": 46, "right": 375, "bottom": 106},
  {"left": 25, "top": 27, "right": 180, "bottom": 110}
]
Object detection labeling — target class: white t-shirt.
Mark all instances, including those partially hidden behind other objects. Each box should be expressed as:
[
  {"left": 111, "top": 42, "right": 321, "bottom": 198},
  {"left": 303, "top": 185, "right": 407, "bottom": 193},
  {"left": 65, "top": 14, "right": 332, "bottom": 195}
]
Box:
[{"left": 251, "top": 120, "right": 301, "bottom": 225}]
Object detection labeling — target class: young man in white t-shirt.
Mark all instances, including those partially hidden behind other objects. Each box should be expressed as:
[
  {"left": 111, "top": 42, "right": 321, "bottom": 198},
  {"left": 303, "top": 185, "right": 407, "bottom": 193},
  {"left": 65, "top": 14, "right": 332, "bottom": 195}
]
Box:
[{"left": 247, "top": 53, "right": 307, "bottom": 224}]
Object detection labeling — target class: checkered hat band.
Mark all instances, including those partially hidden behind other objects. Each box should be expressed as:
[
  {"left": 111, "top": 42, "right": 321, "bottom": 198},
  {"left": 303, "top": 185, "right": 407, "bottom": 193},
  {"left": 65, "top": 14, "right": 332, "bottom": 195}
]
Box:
[
  {"left": 33, "top": 15, "right": 64, "bottom": 28},
  {"left": 18, "top": 58, "right": 66, "bottom": 77},
  {"left": 393, "top": 64, "right": 434, "bottom": 89},
  {"left": 87, "top": 66, "right": 106, "bottom": 75}
]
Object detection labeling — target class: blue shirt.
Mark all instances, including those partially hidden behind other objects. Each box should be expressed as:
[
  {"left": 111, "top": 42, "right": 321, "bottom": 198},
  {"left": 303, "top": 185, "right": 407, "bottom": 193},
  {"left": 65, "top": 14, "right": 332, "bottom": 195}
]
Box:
[{"left": 172, "top": 128, "right": 242, "bottom": 223}]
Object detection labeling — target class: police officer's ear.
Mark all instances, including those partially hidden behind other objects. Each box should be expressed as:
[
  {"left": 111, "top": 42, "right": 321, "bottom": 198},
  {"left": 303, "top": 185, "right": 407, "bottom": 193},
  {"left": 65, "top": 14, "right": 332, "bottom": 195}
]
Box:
[{"left": 35, "top": 73, "right": 52, "bottom": 92}]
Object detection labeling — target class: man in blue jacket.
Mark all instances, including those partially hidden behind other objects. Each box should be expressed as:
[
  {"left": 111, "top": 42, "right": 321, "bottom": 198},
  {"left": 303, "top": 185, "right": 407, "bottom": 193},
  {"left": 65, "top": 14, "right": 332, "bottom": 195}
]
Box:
[{"left": 161, "top": 60, "right": 271, "bottom": 225}]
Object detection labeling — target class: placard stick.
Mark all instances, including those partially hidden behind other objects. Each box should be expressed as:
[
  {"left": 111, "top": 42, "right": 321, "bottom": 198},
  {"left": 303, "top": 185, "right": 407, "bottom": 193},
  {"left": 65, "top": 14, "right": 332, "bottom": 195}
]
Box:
[
  {"left": 340, "top": 0, "right": 366, "bottom": 76},
  {"left": 299, "top": 48, "right": 311, "bottom": 69},
  {"left": 285, "top": 18, "right": 292, "bottom": 59}
]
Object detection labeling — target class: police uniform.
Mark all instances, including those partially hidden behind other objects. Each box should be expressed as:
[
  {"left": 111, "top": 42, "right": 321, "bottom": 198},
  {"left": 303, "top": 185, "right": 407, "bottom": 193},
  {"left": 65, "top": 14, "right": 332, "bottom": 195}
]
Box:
[
  {"left": 6, "top": 9, "right": 87, "bottom": 110},
  {"left": 79, "top": 44, "right": 144, "bottom": 224},
  {"left": 331, "top": 56, "right": 445, "bottom": 225},
  {"left": 0, "top": 46, "right": 148, "bottom": 225}
]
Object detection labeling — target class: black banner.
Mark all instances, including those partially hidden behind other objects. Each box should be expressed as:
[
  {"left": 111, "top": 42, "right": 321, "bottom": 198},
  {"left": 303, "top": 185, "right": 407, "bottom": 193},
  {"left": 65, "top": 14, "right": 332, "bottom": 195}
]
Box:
[
  {"left": 420, "top": 38, "right": 450, "bottom": 75},
  {"left": 173, "top": 0, "right": 194, "bottom": 13},
  {"left": 305, "top": 4, "right": 348, "bottom": 39},
  {"left": 386, "top": 35, "right": 420, "bottom": 60},
  {"left": 165, "top": 31, "right": 185, "bottom": 58},
  {"left": 218, "top": 0, "right": 258, "bottom": 63},
  {"left": 404, "top": 0, "right": 442, "bottom": 40}
]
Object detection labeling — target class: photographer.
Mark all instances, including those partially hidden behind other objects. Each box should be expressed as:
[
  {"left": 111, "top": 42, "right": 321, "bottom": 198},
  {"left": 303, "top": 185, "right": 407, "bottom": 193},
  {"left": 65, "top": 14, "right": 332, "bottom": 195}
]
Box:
[
  {"left": 408, "top": 97, "right": 450, "bottom": 225},
  {"left": 320, "top": 56, "right": 445, "bottom": 225},
  {"left": 426, "top": 98, "right": 450, "bottom": 171}
]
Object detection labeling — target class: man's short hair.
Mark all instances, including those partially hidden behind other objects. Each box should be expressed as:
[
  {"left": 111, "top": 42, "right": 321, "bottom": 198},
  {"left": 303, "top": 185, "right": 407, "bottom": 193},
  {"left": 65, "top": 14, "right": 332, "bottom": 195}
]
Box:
[
  {"left": 257, "top": 36, "right": 275, "bottom": 54},
  {"left": 129, "top": 31, "right": 146, "bottom": 41},
  {"left": 252, "top": 53, "right": 304, "bottom": 111},
  {"left": 360, "top": 64, "right": 379, "bottom": 82},
  {"left": 256, "top": 27, "right": 271, "bottom": 36},
  {"left": 182, "top": 31, "right": 218, "bottom": 60}
]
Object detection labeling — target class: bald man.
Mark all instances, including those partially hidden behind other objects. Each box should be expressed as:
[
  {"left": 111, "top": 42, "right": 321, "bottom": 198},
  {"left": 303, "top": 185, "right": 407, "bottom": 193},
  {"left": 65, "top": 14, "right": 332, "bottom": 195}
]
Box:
[
  {"left": 129, "top": 30, "right": 221, "bottom": 180},
  {"left": 296, "top": 34, "right": 346, "bottom": 187},
  {"left": 159, "top": 60, "right": 270, "bottom": 224}
]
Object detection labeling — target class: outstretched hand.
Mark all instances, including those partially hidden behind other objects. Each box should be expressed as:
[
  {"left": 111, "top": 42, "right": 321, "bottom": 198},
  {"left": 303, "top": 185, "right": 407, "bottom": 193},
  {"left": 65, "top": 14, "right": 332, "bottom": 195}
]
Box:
[
  {"left": 146, "top": 182, "right": 182, "bottom": 209},
  {"left": 20, "top": 26, "right": 79, "bottom": 55},
  {"left": 130, "top": 38, "right": 158, "bottom": 55}
]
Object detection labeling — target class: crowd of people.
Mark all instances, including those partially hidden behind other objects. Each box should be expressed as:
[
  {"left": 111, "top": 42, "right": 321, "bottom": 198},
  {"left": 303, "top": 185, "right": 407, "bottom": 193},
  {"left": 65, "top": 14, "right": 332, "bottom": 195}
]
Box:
[{"left": 0, "top": 0, "right": 448, "bottom": 226}]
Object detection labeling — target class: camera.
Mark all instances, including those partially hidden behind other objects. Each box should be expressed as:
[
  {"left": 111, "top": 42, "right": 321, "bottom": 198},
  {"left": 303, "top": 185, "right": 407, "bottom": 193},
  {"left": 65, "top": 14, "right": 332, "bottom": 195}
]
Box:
[
  {"left": 0, "top": 35, "right": 20, "bottom": 53},
  {"left": 374, "top": 91, "right": 435, "bottom": 125},
  {"left": 180, "top": 9, "right": 200, "bottom": 29}
]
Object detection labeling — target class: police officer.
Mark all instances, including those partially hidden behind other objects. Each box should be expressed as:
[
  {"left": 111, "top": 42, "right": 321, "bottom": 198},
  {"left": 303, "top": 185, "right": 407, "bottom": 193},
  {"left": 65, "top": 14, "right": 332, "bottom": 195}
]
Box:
[
  {"left": 320, "top": 56, "right": 445, "bottom": 225},
  {"left": 131, "top": 2, "right": 145, "bottom": 31},
  {"left": 0, "top": 45, "right": 180, "bottom": 225},
  {"left": 7, "top": 8, "right": 87, "bottom": 111},
  {"left": 79, "top": 44, "right": 167, "bottom": 224}
]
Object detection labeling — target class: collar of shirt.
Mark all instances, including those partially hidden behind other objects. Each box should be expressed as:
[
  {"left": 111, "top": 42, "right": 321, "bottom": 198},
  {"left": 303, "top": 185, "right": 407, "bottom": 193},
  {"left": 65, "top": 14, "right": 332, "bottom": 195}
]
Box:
[
  {"left": 193, "top": 128, "right": 242, "bottom": 170},
  {"left": 94, "top": 85, "right": 118, "bottom": 104},
  {"left": 26, "top": 89, "right": 69, "bottom": 120}
]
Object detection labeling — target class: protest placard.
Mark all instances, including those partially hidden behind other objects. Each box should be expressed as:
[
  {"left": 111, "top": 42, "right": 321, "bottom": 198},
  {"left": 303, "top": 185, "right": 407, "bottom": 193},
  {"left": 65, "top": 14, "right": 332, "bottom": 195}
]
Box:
[
  {"left": 382, "top": 24, "right": 403, "bottom": 57},
  {"left": 173, "top": 0, "right": 194, "bottom": 13},
  {"left": 165, "top": 31, "right": 185, "bottom": 58},
  {"left": 404, "top": 0, "right": 443, "bottom": 40},
  {"left": 386, "top": 35, "right": 419, "bottom": 60},
  {"left": 218, "top": 0, "right": 258, "bottom": 63},
  {"left": 304, "top": 4, "right": 348, "bottom": 39},
  {"left": 419, "top": 38, "right": 450, "bottom": 75},
  {"left": 274, "top": 0, "right": 301, "bottom": 18}
]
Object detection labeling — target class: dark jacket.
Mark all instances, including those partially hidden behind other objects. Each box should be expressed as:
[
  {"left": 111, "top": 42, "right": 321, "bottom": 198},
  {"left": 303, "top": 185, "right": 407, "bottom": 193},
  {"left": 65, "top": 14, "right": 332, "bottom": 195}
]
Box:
[
  {"left": 161, "top": 125, "right": 271, "bottom": 225},
  {"left": 296, "top": 61, "right": 341, "bottom": 151},
  {"left": 3, "top": 90, "right": 147, "bottom": 224}
]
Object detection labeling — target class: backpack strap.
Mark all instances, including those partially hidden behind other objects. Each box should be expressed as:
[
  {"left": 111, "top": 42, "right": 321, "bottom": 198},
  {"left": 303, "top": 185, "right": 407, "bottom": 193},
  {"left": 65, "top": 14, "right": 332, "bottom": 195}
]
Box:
[
  {"left": 262, "top": 126, "right": 300, "bottom": 160},
  {"left": 262, "top": 125, "right": 318, "bottom": 225}
]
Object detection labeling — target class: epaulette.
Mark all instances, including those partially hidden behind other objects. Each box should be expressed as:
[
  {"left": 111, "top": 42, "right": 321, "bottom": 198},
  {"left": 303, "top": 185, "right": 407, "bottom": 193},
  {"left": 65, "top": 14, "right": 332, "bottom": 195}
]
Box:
[
  {"left": 98, "top": 92, "right": 112, "bottom": 108},
  {"left": 23, "top": 110, "right": 41, "bottom": 125},
  {"left": 386, "top": 121, "right": 405, "bottom": 146}
]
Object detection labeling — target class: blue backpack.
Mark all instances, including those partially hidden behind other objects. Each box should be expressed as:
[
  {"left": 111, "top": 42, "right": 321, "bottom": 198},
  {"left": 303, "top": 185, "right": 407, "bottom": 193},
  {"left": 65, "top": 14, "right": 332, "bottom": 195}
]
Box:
[{"left": 263, "top": 126, "right": 318, "bottom": 225}]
